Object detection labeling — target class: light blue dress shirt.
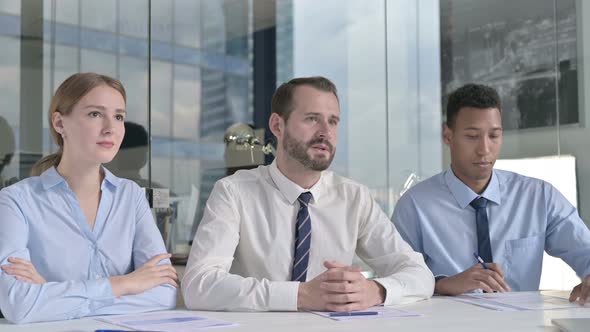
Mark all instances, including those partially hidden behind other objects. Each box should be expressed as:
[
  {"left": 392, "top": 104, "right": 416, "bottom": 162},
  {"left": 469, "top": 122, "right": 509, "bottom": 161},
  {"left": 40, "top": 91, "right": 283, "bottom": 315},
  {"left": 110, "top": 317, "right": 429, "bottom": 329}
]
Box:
[
  {"left": 0, "top": 167, "right": 176, "bottom": 324},
  {"left": 393, "top": 168, "right": 590, "bottom": 292}
]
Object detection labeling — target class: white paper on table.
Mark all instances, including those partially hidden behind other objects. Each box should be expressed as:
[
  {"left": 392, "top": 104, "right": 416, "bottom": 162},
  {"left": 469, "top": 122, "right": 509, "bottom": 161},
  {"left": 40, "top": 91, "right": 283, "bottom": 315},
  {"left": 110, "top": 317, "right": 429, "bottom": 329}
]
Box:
[
  {"left": 452, "top": 292, "right": 580, "bottom": 311},
  {"left": 452, "top": 295, "right": 523, "bottom": 311},
  {"left": 312, "top": 306, "right": 420, "bottom": 321},
  {"left": 95, "top": 310, "right": 237, "bottom": 331}
]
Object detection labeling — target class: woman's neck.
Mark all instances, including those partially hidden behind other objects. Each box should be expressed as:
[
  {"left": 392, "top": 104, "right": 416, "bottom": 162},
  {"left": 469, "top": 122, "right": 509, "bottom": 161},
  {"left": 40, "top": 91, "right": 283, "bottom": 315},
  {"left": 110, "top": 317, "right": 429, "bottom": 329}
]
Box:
[{"left": 56, "top": 157, "right": 103, "bottom": 198}]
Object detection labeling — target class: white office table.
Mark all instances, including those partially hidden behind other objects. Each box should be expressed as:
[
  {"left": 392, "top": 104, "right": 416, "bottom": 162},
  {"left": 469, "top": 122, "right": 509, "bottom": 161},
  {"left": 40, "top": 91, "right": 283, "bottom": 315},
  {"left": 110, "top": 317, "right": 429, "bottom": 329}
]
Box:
[{"left": 1, "top": 292, "right": 589, "bottom": 332}]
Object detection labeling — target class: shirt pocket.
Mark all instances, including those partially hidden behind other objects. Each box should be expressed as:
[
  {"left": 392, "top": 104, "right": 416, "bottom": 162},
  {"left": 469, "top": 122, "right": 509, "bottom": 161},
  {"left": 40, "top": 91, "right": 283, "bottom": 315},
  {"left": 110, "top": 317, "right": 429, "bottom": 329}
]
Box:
[{"left": 504, "top": 233, "right": 545, "bottom": 291}]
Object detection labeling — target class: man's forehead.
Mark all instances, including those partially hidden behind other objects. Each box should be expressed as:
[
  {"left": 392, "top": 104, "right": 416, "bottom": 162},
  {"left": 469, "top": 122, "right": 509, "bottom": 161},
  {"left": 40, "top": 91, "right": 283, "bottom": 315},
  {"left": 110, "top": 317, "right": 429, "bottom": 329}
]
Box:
[
  {"left": 291, "top": 100, "right": 339, "bottom": 118},
  {"left": 456, "top": 107, "right": 500, "bottom": 122},
  {"left": 457, "top": 106, "right": 500, "bottom": 115}
]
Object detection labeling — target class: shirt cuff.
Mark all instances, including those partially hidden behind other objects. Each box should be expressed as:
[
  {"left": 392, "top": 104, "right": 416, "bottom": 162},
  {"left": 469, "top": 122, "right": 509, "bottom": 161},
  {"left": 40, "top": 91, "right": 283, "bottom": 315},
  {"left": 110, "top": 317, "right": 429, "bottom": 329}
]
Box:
[
  {"left": 373, "top": 277, "right": 402, "bottom": 305},
  {"left": 268, "top": 281, "right": 299, "bottom": 311},
  {"left": 434, "top": 275, "right": 448, "bottom": 282},
  {"left": 85, "top": 278, "right": 116, "bottom": 311},
  {"left": 373, "top": 274, "right": 434, "bottom": 305}
]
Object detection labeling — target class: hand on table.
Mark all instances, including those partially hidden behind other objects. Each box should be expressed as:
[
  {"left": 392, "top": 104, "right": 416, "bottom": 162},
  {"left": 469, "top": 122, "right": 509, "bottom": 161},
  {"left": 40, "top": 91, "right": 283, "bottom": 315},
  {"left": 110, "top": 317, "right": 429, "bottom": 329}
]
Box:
[
  {"left": 297, "top": 260, "right": 385, "bottom": 312},
  {"left": 569, "top": 274, "right": 590, "bottom": 305},
  {"left": 435, "top": 263, "right": 510, "bottom": 295}
]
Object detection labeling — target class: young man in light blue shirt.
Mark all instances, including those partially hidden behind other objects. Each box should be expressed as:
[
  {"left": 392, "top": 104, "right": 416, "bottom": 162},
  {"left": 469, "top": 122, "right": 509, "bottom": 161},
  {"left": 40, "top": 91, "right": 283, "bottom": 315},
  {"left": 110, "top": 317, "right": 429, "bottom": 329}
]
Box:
[{"left": 393, "top": 83, "right": 590, "bottom": 304}]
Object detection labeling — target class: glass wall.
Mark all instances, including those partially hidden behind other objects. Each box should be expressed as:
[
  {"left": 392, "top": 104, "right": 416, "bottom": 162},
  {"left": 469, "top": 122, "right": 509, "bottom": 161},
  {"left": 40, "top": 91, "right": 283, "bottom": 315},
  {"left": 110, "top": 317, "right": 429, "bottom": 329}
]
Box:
[
  {"left": 0, "top": 0, "right": 440, "bottom": 252},
  {"left": 282, "top": 0, "right": 442, "bottom": 216},
  {"left": 0, "top": 2, "right": 20, "bottom": 188},
  {"left": 0, "top": 0, "right": 256, "bottom": 258},
  {"left": 1, "top": 0, "right": 589, "bottom": 290}
]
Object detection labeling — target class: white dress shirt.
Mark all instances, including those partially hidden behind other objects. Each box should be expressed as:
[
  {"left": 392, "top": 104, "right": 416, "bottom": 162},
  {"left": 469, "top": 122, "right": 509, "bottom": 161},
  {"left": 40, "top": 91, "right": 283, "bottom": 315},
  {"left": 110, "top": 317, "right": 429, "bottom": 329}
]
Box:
[{"left": 182, "top": 161, "right": 434, "bottom": 311}]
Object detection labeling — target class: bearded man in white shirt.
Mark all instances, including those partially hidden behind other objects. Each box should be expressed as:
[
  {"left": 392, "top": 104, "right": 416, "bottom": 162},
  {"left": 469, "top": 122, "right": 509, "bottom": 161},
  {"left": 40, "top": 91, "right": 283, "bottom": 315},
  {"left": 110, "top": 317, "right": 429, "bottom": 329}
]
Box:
[{"left": 182, "top": 76, "right": 434, "bottom": 312}]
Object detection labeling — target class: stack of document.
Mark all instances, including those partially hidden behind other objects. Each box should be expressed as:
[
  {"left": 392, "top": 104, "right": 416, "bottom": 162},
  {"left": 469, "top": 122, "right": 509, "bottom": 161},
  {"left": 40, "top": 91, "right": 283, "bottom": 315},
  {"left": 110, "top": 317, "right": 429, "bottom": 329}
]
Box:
[
  {"left": 452, "top": 292, "right": 581, "bottom": 311},
  {"left": 95, "top": 310, "right": 237, "bottom": 331}
]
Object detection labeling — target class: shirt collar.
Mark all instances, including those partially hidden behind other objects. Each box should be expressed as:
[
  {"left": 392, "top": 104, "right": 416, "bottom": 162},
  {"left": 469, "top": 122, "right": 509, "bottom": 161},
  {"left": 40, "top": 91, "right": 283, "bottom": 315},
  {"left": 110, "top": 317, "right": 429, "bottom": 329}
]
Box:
[
  {"left": 444, "top": 168, "right": 501, "bottom": 209},
  {"left": 268, "top": 160, "right": 323, "bottom": 205},
  {"left": 102, "top": 166, "right": 121, "bottom": 189},
  {"left": 40, "top": 166, "right": 66, "bottom": 190},
  {"left": 40, "top": 166, "right": 121, "bottom": 191}
]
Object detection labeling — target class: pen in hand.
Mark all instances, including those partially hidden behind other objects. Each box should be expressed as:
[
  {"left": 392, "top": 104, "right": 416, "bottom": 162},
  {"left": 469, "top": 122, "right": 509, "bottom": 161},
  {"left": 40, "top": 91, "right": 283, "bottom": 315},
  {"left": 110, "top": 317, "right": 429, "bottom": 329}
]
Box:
[
  {"left": 473, "top": 252, "right": 490, "bottom": 270},
  {"left": 472, "top": 252, "right": 511, "bottom": 293}
]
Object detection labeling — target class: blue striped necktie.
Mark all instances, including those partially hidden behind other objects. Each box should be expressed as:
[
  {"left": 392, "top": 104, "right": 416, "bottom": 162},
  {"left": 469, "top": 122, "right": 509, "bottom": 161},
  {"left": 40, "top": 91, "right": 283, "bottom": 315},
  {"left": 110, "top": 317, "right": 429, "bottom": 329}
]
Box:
[
  {"left": 291, "top": 192, "right": 313, "bottom": 282},
  {"left": 470, "top": 196, "right": 493, "bottom": 263}
]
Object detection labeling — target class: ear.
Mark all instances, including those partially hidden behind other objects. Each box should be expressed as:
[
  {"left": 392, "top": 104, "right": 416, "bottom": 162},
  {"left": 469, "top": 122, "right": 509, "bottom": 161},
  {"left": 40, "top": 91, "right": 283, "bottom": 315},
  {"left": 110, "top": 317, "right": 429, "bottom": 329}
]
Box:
[
  {"left": 52, "top": 112, "right": 64, "bottom": 135},
  {"left": 269, "top": 113, "right": 284, "bottom": 140},
  {"left": 442, "top": 123, "right": 453, "bottom": 145}
]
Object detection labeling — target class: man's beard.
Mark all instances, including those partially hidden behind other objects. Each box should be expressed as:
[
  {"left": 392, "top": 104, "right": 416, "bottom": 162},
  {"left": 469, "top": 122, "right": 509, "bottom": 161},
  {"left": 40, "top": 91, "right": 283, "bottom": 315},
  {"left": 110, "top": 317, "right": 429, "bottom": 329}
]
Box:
[{"left": 283, "top": 130, "right": 335, "bottom": 171}]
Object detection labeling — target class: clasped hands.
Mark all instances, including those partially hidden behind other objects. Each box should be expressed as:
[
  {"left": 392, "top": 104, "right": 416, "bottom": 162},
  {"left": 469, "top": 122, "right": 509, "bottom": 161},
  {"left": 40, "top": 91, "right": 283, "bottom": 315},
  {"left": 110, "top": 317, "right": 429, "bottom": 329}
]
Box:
[
  {"left": 297, "top": 261, "right": 385, "bottom": 312},
  {"left": 1, "top": 253, "right": 178, "bottom": 297}
]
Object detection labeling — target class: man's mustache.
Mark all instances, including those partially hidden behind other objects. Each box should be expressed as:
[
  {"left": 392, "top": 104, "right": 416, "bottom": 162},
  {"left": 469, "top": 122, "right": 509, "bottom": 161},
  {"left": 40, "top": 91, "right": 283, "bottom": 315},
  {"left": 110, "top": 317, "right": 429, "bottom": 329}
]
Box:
[{"left": 306, "top": 138, "right": 333, "bottom": 152}]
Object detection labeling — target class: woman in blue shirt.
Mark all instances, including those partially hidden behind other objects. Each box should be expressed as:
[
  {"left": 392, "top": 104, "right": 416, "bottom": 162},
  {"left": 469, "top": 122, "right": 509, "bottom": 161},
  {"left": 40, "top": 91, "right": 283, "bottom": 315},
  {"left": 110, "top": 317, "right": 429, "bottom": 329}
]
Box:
[{"left": 0, "top": 72, "right": 178, "bottom": 324}]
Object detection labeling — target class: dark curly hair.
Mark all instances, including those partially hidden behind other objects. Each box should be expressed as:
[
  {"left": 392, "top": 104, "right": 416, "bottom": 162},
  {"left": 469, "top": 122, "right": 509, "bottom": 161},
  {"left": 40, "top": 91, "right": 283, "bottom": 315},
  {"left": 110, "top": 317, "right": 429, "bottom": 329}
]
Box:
[{"left": 446, "top": 83, "right": 501, "bottom": 128}]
